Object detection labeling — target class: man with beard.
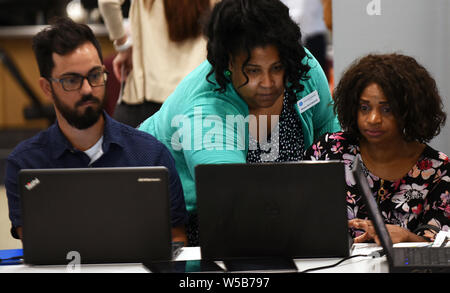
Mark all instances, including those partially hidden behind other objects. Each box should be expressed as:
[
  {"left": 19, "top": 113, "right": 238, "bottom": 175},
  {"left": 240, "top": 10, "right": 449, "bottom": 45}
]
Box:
[{"left": 4, "top": 17, "right": 188, "bottom": 244}]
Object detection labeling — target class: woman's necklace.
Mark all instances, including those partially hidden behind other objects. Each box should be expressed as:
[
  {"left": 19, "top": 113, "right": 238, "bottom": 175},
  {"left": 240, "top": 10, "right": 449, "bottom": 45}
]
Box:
[
  {"left": 377, "top": 179, "right": 387, "bottom": 204},
  {"left": 360, "top": 149, "right": 388, "bottom": 203}
]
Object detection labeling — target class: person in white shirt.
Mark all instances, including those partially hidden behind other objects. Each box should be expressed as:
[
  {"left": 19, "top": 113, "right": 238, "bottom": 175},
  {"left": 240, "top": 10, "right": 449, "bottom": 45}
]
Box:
[{"left": 98, "top": 0, "right": 218, "bottom": 127}]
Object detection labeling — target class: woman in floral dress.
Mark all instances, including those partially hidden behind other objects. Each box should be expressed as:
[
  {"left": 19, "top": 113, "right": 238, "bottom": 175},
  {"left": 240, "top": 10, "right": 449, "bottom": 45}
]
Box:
[{"left": 305, "top": 54, "right": 449, "bottom": 243}]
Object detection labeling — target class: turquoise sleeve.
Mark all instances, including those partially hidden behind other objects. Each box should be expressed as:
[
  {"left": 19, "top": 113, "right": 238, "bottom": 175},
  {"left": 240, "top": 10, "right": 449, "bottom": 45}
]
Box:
[{"left": 177, "top": 96, "right": 248, "bottom": 179}]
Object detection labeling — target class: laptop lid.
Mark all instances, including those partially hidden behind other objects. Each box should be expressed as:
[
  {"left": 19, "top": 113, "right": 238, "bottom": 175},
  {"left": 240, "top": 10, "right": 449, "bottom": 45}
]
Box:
[
  {"left": 351, "top": 155, "right": 395, "bottom": 264},
  {"left": 195, "top": 161, "right": 350, "bottom": 260},
  {"left": 19, "top": 167, "right": 172, "bottom": 265}
]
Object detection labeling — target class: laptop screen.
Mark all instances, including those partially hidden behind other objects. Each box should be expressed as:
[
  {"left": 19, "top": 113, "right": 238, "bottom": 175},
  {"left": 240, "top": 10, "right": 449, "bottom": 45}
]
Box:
[
  {"left": 19, "top": 167, "right": 173, "bottom": 265},
  {"left": 351, "top": 155, "right": 395, "bottom": 261},
  {"left": 196, "top": 161, "right": 351, "bottom": 260}
]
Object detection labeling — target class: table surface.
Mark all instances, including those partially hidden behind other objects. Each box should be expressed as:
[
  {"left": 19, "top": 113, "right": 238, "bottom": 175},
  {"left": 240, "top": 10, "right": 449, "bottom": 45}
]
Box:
[{"left": 0, "top": 242, "right": 436, "bottom": 273}]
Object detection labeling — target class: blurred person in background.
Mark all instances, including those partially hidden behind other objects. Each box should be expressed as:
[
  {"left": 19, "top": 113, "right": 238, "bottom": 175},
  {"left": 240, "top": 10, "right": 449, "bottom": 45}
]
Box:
[
  {"left": 281, "top": 0, "right": 329, "bottom": 78},
  {"left": 98, "top": 0, "right": 218, "bottom": 127}
]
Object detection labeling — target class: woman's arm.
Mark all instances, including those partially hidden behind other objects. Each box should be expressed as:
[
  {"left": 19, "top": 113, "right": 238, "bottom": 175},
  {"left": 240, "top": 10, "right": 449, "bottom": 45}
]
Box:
[{"left": 98, "top": 0, "right": 127, "bottom": 41}]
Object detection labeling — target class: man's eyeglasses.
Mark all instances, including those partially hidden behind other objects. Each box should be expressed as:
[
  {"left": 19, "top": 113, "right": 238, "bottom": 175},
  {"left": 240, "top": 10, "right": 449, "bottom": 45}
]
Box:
[{"left": 48, "top": 69, "right": 108, "bottom": 92}]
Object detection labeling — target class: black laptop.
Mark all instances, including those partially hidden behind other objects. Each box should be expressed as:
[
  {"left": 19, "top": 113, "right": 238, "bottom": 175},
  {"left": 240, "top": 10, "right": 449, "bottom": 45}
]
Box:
[
  {"left": 19, "top": 167, "right": 173, "bottom": 265},
  {"left": 195, "top": 161, "right": 351, "bottom": 267},
  {"left": 351, "top": 155, "right": 450, "bottom": 273}
]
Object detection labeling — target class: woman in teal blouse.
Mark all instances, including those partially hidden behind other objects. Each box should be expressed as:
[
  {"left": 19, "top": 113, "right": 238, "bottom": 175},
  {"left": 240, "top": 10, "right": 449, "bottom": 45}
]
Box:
[{"left": 139, "top": 0, "right": 340, "bottom": 245}]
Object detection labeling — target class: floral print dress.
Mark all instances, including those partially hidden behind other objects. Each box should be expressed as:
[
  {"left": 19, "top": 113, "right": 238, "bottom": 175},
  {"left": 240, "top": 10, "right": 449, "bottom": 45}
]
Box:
[{"left": 305, "top": 131, "right": 450, "bottom": 240}]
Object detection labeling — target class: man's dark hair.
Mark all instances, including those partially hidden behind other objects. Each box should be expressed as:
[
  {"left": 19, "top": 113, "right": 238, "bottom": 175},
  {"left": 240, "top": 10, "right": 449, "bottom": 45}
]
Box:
[
  {"left": 334, "top": 53, "right": 446, "bottom": 143},
  {"left": 32, "top": 17, "right": 103, "bottom": 78},
  {"left": 204, "top": 0, "right": 310, "bottom": 103}
]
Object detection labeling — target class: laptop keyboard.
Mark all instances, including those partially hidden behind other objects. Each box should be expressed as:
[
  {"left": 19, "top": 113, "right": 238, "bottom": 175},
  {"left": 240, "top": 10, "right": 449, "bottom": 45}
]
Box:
[{"left": 401, "top": 247, "right": 450, "bottom": 266}]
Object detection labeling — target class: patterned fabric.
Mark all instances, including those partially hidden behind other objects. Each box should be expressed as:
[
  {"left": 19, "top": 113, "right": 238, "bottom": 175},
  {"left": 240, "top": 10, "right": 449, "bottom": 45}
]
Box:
[
  {"left": 305, "top": 131, "right": 450, "bottom": 240},
  {"left": 247, "top": 93, "right": 305, "bottom": 163}
]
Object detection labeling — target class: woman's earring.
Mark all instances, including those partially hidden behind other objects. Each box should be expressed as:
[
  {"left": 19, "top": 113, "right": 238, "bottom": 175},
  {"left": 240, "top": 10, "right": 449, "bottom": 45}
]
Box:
[{"left": 225, "top": 70, "right": 231, "bottom": 77}]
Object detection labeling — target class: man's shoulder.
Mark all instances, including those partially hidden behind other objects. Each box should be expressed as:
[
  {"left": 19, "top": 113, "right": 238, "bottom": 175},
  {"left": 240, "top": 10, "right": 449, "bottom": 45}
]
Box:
[
  {"left": 111, "top": 119, "right": 166, "bottom": 150},
  {"left": 109, "top": 120, "right": 176, "bottom": 166},
  {"left": 7, "top": 127, "right": 52, "bottom": 161}
]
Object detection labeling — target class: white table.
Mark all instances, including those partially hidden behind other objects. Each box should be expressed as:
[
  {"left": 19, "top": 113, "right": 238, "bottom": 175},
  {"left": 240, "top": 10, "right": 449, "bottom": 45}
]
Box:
[{"left": 0, "top": 243, "right": 434, "bottom": 273}]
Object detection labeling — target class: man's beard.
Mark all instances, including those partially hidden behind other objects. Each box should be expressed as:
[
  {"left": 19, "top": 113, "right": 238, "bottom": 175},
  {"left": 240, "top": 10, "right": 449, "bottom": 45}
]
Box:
[{"left": 52, "top": 92, "right": 105, "bottom": 130}]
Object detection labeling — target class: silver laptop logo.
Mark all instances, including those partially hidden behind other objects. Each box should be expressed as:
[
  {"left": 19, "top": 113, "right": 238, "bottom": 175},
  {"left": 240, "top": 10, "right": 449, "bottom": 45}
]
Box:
[
  {"left": 137, "top": 178, "right": 161, "bottom": 182},
  {"left": 25, "top": 178, "right": 40, "bottom": 190}
]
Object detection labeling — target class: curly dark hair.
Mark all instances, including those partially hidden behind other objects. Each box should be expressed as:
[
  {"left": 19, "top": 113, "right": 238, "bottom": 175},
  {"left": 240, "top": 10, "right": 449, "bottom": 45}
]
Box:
[
  {"left": 333, "top": 53, "right": 446, "bottom": 143},
  {"left": 203, "top": 0, "right": 310, "bottom": 103}
]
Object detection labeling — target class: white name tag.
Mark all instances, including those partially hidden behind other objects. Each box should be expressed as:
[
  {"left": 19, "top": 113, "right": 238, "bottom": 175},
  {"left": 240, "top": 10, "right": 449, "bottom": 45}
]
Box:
[{"left": 297, "top": 90, "right": 320, "bottom": 113}]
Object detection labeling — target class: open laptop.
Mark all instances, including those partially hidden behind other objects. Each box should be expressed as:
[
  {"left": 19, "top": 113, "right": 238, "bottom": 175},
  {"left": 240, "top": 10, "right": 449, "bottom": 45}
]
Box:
[
  {"left": 195, "top": 161, "right": 351, "bottom": 269},
  {"left": 19, "top": 167, "right": 173, "bottom": 265},
  {"left": 351, "top": 155, "right": 450, "bottom": 273}
]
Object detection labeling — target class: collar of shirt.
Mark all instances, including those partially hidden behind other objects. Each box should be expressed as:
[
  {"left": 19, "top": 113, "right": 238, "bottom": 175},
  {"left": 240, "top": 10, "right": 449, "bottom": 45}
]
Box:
[{"left": 49, "top": 112, "right": 126, "bottom": 160}]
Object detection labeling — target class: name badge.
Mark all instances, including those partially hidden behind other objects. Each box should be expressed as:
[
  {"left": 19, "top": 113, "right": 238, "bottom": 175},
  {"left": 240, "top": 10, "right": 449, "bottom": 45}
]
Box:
[{"left": 297, "top": 90, "right": 320, "bottom": 113}]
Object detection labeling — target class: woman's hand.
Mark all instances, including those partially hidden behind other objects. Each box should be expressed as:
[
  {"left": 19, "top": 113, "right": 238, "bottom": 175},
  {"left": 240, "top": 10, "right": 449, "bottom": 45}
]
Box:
[
  {"left": 112, "top": 47, "right": 133, "bottom": 82},
  {"left": 348, "top": 218, "right": 428, "bottom": 244}
]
